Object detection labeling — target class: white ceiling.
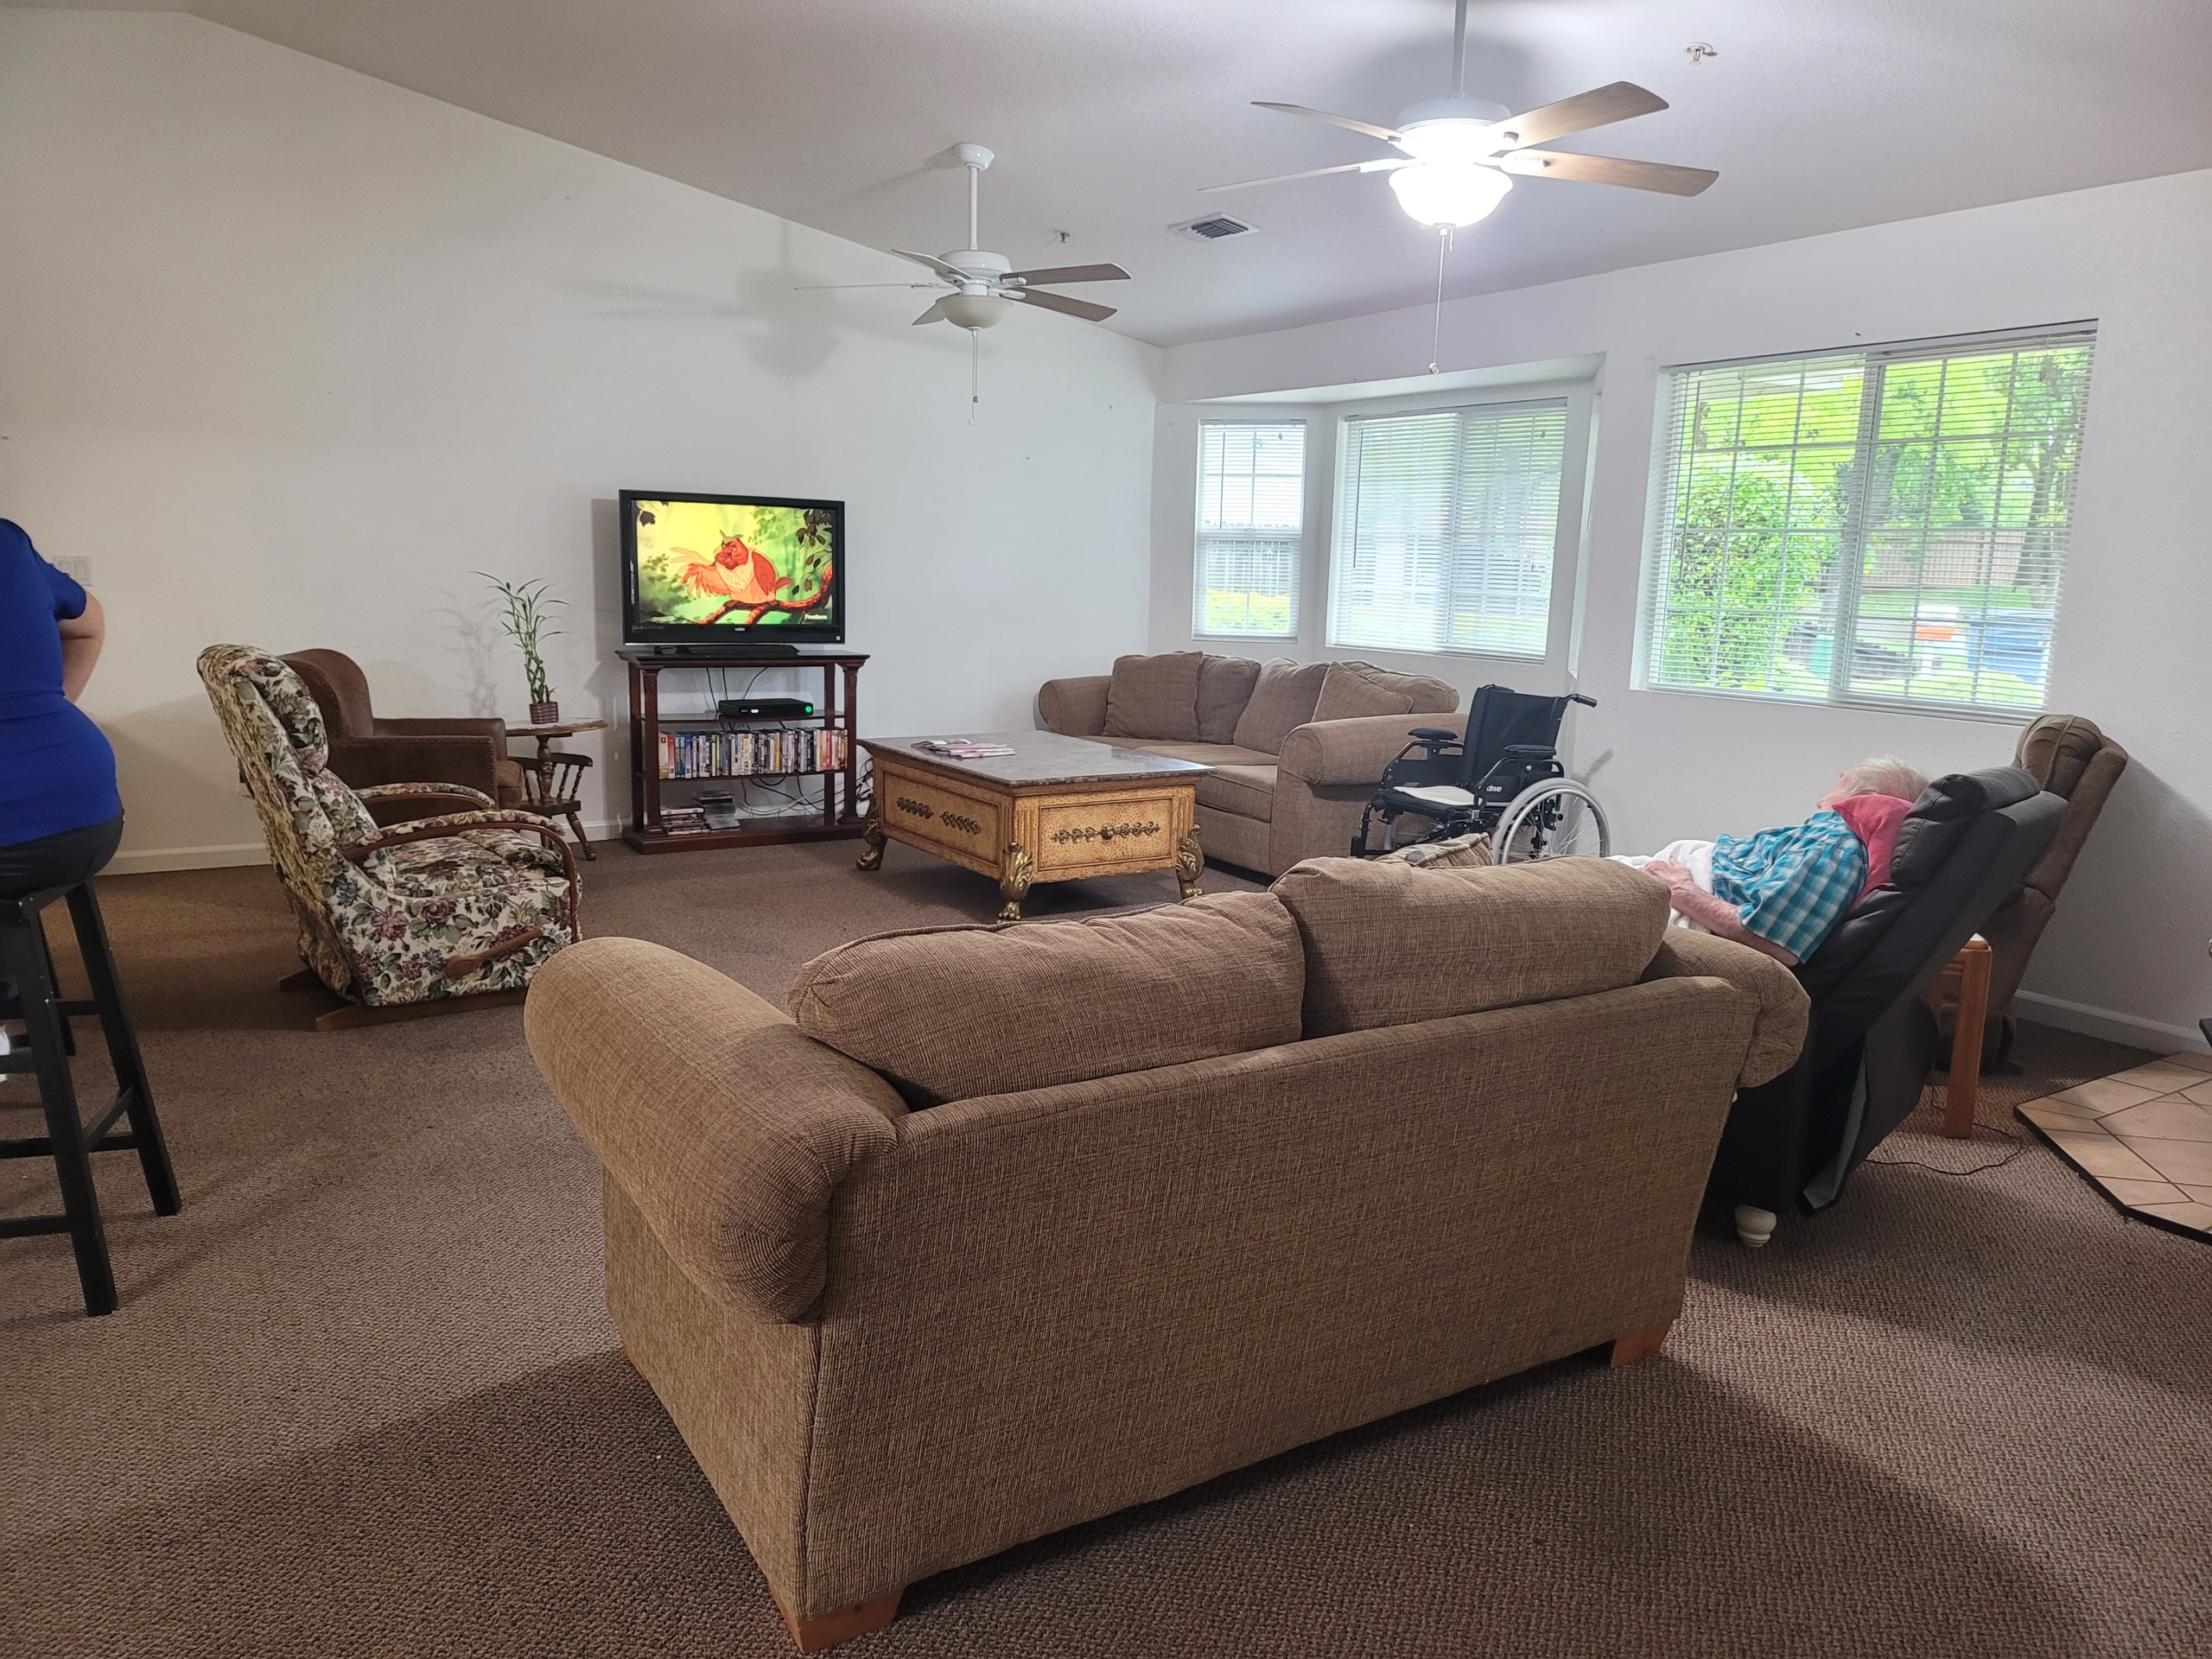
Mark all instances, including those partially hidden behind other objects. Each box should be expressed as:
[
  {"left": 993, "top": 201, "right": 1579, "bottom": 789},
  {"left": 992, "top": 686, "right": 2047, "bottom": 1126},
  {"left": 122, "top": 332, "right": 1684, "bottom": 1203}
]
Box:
[{"left": 22, "top": 1, "right": 2212, "bottom": 346}]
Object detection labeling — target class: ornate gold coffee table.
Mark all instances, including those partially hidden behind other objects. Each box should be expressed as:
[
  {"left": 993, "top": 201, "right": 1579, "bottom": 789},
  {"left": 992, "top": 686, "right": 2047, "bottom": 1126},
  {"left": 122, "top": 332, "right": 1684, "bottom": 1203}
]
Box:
[{"left": 857, "top": 733, "right": 1208, "bottom": 921}]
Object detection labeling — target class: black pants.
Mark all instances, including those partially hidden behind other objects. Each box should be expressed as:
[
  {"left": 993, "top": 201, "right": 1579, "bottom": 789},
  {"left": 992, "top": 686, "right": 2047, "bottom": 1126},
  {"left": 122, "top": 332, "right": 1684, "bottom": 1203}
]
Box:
[{"left": 0, "top": 811, "right": 124, "bottom": 902}]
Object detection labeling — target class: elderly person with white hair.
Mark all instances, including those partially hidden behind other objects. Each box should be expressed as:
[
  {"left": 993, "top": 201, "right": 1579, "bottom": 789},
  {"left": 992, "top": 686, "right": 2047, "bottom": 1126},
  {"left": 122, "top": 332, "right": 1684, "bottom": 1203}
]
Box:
[{"left": 1614, "top": 756, "right": 1929, "bottom": 969}]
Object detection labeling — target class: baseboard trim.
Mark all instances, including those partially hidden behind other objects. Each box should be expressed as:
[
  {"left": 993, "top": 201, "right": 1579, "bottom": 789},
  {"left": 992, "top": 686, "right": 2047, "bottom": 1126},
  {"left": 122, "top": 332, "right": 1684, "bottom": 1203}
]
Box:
[
  {"left": 108, "top": 842, "right": 270, "bottom": 875},
  {"left": 2014, "top": 990, "right": 2210, "bottom": 1056},
  {"left": 105, "top": 819, "right": 626, "bottom": 877}
]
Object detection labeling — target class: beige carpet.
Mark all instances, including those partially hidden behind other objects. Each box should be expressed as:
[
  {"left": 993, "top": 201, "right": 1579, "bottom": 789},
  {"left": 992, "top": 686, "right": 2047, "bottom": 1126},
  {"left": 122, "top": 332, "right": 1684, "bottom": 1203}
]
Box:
[{"left": 5, "top": 841, "right": 2209, "bottom": 1657}]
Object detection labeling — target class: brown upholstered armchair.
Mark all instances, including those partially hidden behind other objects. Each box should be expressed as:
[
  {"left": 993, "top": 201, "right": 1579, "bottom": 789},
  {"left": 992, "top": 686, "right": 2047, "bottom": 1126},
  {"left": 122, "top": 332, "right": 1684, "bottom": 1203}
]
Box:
[
  {"left": 1958, "top": 713, "right": 2128, "bottom": 1062},
  {"left": 283, "top": 649, "right": 531, "bottom": 828}
]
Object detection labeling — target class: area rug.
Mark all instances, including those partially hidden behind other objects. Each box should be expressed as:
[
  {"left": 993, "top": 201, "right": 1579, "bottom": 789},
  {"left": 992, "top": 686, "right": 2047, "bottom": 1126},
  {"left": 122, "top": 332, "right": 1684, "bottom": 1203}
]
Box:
[{"left": 5, "top": 842, "right": 2209, "bottom": 1658}]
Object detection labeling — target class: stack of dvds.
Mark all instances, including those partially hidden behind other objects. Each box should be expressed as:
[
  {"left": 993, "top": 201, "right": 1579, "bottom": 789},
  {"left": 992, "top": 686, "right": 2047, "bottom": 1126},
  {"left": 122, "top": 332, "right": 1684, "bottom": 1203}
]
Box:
[{"left": 658, "top": 804, "right": 710, "bottom": 836}]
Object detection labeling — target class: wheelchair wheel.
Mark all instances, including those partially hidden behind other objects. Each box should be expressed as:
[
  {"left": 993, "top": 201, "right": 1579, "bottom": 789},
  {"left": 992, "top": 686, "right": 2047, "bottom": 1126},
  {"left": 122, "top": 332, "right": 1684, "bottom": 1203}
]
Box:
[{"left": 1493, "top": 779, "right": 1610, "bottom": 864}]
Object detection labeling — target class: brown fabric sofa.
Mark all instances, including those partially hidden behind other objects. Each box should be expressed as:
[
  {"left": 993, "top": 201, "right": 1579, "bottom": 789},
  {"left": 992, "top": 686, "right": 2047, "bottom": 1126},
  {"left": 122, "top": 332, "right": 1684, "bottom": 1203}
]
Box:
[
  {"left": 1038, "top": 652, "right": 1463, "bottom": 876},
  {"left": 528, "top": 858, "right": 1808, "bottom": 1650},
  {"left": 283, "top": 647, "right": 531, "bottom": 827}
]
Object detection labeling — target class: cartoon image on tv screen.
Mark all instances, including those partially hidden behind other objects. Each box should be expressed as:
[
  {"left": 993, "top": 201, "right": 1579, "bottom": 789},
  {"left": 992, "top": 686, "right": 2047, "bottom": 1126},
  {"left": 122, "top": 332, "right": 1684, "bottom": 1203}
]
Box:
[{"left": 632, "top": 499, "right": 835, "bottom": 627}]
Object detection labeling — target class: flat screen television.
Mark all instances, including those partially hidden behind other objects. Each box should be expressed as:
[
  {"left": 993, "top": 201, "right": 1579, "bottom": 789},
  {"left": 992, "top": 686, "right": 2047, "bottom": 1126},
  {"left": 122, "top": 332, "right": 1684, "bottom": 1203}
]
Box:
[{"left": 620, "top": 490, "right": 844, "bottom": 651}]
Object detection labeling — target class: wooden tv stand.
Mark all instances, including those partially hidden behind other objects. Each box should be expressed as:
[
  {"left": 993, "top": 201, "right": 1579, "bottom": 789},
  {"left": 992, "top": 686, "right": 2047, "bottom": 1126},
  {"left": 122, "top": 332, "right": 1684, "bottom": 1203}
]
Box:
[{"left": 621, "top": 650, "right": 867, "bottom": 853}]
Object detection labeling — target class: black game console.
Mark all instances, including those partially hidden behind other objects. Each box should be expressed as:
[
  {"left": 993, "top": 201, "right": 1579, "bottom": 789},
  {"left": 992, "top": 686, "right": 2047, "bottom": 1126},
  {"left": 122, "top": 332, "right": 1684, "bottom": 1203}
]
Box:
[{"left": 717, "top": 696, "right": 817, "bottom": 720}]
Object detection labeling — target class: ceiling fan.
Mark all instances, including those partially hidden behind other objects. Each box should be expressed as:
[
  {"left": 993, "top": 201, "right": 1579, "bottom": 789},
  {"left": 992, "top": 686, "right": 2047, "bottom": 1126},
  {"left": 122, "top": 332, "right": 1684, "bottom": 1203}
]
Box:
[
  {"left": 809, "top": 143, "right": 1131, "bottom": 330},
  {"left": 1205, "top": 0, "right": 1718, "bottom": 226}
]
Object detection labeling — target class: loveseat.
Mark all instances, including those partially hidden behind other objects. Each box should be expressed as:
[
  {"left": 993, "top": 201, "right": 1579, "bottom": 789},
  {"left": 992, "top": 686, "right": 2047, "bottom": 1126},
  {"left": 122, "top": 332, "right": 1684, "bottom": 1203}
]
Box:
[
  {"left": 1038, "top": 652, "right": 1463, "bottom": 876},
  {"left": 528, "top": 857, "right": 1808, "bottom": 1650}
]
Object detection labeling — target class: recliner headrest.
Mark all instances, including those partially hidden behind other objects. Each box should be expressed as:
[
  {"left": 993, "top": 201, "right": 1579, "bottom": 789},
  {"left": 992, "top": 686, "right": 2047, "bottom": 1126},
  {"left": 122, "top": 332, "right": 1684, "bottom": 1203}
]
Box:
[{"left": 1887, "top": 766, "right": 2041, "bottom": 887}]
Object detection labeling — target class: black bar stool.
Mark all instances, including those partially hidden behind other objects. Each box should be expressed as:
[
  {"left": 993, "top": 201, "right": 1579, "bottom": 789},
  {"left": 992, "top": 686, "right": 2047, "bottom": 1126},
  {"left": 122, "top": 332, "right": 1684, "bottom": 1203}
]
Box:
[{"left": 0, "top": 881, "right": 178, "bottom": 1315}]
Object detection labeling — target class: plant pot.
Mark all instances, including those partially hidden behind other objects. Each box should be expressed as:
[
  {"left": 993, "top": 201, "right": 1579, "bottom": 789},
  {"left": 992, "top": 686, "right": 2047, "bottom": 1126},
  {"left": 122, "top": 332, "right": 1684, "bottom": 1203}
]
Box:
[{"left": 529, "top": 700, "right": 560, "bottom": 727}]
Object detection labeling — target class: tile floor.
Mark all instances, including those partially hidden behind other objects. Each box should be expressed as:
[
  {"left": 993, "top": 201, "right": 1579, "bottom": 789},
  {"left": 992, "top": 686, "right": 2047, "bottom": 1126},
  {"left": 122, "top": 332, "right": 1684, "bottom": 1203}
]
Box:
[{"left": 2016, "top": 1050, "right": 2212, "bottom": 1241}]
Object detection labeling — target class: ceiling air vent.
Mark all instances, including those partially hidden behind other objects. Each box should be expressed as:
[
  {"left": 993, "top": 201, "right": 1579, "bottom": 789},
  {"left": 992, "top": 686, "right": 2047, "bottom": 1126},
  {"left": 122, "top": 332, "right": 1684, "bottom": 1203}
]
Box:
[{"left": 1172, "top": 214, "right": 1256, "bottom": 243}]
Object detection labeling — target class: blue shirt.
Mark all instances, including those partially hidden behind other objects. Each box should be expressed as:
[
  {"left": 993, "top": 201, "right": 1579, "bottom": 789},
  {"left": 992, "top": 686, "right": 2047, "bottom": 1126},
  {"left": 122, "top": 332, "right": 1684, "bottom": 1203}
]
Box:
[
  {"left": 1710, "top": 809, "right": 1868, "bottom": 963},
  {"left": 0, "top": 521, "right": 120, "bottom": 845}
]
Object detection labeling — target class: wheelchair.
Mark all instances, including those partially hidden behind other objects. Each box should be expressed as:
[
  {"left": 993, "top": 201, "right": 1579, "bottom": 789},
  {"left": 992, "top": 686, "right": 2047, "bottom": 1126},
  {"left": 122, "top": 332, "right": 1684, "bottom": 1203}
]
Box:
[{"left": 1351, "top": 685, "right": 1611, "bottom": 863}]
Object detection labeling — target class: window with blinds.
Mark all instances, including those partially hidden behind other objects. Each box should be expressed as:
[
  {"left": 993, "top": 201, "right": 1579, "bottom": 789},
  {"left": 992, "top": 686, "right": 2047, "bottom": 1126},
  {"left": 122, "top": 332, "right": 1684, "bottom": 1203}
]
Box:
[
  {"left": 1194, "top": 421, "right": 1303, "bottom": 638},
  {"left": 1642, "top": 327, "right": 2095, "bottom": 714},
  {"left": 1330, "top": 400, "right": 1567, "bottom": 658}
]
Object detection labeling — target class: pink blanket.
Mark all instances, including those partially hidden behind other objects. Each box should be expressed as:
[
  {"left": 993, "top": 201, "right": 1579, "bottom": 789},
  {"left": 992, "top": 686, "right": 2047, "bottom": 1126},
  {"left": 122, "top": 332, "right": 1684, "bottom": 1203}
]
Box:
[{"left": 1832, "top": 793, "right": 1915, "bottom": 902}]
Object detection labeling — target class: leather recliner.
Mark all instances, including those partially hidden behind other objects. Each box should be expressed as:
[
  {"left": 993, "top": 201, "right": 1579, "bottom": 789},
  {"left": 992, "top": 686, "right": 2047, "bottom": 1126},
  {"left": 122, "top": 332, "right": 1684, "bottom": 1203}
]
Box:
[
  {"left": 1707, "top": 767, "right": 2065, "bottom": 1242},
  {"left": 282, "top": 648, "right": 530, "bottom": 827}
]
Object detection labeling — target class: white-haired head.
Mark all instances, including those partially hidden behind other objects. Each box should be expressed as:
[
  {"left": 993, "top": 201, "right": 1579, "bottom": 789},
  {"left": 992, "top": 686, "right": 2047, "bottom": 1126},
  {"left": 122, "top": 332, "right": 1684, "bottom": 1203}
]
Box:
[{"left": 1831, "top": 755, "right": 1929, "bottom": 804}]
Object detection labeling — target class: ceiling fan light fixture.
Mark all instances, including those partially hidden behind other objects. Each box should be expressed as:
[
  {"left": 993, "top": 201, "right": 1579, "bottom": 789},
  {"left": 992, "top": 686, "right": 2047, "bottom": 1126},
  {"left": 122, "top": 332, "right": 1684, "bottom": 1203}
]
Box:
[
  {"left": 1392, "top": 100, "right": 1512, "bottom": 165},
  {"left": 940, "top": 292, "right": 1011, "bottom": 329},
  {"left": 1388, "top": 162, "right": 1511, "bottom": 227}
]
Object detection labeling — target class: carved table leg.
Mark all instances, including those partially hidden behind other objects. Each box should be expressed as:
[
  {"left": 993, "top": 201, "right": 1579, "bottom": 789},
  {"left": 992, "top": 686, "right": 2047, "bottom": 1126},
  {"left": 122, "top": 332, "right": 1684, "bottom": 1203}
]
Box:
[
  {"left": 855, "top": 807, "right": 885, "bottom": 871},
  {"left": 1175, "top": 830, "right": 1205, "bottom": 902},
  {"left": 998, "top": 842, "right": 1033, "bottom": 923}
]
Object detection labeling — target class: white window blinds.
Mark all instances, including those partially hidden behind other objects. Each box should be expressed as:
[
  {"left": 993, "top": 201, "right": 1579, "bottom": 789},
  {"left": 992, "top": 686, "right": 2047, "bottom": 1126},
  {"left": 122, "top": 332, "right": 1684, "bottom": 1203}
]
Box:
[
  {"left": 1194, "top": 421, "right": 1303, "bottom": 638},
  {"left": 1330, "top": 400, "right": 1567, "bottom": 658},
  {"left": 1643, "top": 327, "right": 2095, "bottom": 714}
]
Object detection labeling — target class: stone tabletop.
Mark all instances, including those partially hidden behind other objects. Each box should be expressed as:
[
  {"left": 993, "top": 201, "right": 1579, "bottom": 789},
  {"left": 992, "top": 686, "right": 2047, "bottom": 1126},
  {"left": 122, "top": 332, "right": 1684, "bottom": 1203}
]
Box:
[{"left": 861, "top": 731, "right": 1211, "bottom": 788}]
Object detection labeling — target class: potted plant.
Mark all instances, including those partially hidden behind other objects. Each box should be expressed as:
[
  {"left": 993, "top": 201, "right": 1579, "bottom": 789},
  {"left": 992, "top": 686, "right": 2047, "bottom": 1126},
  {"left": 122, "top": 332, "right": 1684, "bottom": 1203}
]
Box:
[{"left": 479, "top": 572, "right": 566, "bottom": 725}]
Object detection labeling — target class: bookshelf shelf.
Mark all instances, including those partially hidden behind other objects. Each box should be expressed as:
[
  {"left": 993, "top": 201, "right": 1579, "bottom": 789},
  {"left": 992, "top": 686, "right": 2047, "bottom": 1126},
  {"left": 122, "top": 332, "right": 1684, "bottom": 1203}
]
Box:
[{"left": 620, "top": 650, "right": 868, "bottom": 855}]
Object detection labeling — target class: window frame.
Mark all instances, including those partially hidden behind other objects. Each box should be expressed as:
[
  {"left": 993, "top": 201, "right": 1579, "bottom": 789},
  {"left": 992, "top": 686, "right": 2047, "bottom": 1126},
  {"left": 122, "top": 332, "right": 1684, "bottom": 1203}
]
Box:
[
  {"left": 1190, "top": 417, "right": 1308, "bottom": 642},
  {"left": 1326, "top": 394, "right": 1574, "bottom": 664},
  {"left": 1634, "top": 323, "right": 2097, "bottom": 723}
]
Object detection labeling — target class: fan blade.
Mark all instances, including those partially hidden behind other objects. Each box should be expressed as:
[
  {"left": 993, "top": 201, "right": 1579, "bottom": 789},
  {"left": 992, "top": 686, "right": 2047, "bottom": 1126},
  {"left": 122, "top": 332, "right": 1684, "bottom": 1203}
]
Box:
[
  {"left": 1015, "top": 289, "right": 1116, "bottom": 323},
  {"left": 1484, "top": 81, "right": 1668, "bottom": 150},
  {"left": 1200, "top": 159, "right": 1395, "bottom": 194},
  {"left": 1003, "top": 262, "right": 1131, "bottom": 285},
  {"left": 892, "top": 248, "right": 970, "bottom": 282},
  {"left": 911, "top": 298, "right": 950, "bottom": 327},
  {"left": 1252, "top": 102, "right": 1402, "bottom": 143},
  {"left": 794, "top": 282, "right": 938, "bottom": 290},
  {"left": 1499, "top": 149, "right": 1718, "bottom": 196}
]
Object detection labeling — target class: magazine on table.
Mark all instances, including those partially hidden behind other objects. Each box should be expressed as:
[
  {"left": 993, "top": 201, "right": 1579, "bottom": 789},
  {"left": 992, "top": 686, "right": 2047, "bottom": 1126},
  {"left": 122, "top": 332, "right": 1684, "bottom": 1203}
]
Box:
[{"left": 915, "top": 738, "right": 1016, "bottom": 758}]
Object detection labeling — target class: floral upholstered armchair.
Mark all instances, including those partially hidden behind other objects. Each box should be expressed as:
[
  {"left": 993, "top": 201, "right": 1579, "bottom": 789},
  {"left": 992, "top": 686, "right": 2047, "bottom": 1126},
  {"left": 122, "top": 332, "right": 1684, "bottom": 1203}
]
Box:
[{"left": 198, "top": 645, "right": 580, "bottom": 1027}]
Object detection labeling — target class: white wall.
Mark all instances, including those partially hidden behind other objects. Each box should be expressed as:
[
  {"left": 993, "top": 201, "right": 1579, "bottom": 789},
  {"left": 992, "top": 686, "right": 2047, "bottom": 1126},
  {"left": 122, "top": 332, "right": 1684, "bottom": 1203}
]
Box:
[
  {"left": 0, "top": 10, "right": 1160, "bottom": 867},
  {"left": 1152, "top": 170, "right": 2212, "bottom": 1050}
]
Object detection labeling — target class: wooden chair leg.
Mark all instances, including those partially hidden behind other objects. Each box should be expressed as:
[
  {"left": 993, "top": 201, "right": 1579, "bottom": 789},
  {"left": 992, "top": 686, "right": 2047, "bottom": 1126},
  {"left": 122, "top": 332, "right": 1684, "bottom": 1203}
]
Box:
[
  {"left": 769, "top": 1587, "right": 902, "bottom": 1653},
  {"left": 1944, "top": 938, "right": 1992, "bottom": 1139},
  {"left": 1610, "top": 1321, "right": 1672, "bottom": 1366}
]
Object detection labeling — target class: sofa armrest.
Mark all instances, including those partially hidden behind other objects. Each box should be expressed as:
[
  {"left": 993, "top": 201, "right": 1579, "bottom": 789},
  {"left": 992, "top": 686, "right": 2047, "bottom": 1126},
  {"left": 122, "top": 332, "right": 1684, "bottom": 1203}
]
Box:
[
  {"left": 359, "top": 781, "right": 497, "bottom": 810},
  {"left": 1640, "top": 931, "right": 1810, "bottom": 1086},
  {"left": 378, "top": 715, "right": 513, "bottom": 742},
  {"left": 327, "top": 733, "right": 503, "bottom": 801},
  {"left": 525, "top": 938, "right": 906, "bottom": 1323},
  {"left": 1278, "top": 711, "right": 1469, "bottom": 787},
  {"left": 1038, "top": 675, "right": 1111, "bottom": 737}
]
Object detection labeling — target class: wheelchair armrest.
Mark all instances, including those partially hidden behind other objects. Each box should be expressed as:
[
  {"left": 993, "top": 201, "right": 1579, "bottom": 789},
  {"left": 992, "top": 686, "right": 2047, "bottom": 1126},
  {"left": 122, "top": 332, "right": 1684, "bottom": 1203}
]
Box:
[{"left": 1407, "top": 728, "right": 1462, "bottom": 748}]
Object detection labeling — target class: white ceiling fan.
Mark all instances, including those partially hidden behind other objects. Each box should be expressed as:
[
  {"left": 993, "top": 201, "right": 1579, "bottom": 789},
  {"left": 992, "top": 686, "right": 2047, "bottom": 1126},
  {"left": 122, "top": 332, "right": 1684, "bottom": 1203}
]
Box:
[
  {"left": 1205, "top": 0, "right": 1719, "bottom": 227},
  {"left": 804, "top": 143, "right": 1132, "bottom": 416},
  {"left": 809, "top": 143, "right": 1132, "bottom": 329}
]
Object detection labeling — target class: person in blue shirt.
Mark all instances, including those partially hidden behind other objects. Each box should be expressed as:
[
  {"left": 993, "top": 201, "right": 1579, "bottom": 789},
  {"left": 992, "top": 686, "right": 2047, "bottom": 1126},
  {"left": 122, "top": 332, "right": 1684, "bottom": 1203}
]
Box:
[
  {"left": 0, "top": 520, "right": 123, "bottom": 899},
  {"left": 1613, "top": 757, "right": 1928, "bottom": 967}
]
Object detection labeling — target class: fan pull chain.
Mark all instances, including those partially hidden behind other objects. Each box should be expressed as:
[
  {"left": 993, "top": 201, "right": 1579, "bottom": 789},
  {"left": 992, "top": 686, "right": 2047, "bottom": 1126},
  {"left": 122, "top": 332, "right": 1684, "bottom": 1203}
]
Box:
[
  {"left": 969, "top": 327, "right": 981, "bottom": 423},
  {"left": 1428, "top": 226, "right": 1452, "bottom": 374}
]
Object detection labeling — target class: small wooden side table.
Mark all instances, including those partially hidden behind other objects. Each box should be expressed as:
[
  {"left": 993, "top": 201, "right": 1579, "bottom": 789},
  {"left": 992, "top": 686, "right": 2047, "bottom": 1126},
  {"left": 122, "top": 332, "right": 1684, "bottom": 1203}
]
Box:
[
  {"left": 1926, "top": 935, "right": 1993, "bottom": 1138},
  {"left": 509, "top": 717, "right": 608, "bottom": 861}
]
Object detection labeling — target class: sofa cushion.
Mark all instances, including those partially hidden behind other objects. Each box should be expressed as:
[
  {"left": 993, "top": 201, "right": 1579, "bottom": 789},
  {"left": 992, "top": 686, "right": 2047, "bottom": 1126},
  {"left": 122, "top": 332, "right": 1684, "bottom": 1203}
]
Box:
[
  {"left": 1270, "top": 856, "right": 1670, "bottom": 1037},
  {"left": 1197, "top": 655, "right": 1264, "bottom": 744},
  {"left": 1198, "top": 764, "right": 1277, "bottom": 822},
  {"left": 1233, "top": 659, "right": 1332, "bottom": 753},
  {"left": 1104, "top": 652, "right": 1205, "bottom": 741},
  {"left": 1375, "top": 831, "right": 1492, "bottom": 870},
  {"left": 789, "top": 892, "right": 1306, "bottom": 1105},
  {"left": 1313, "top": 663, "right": 1416, "bottom": 721},
  {"left": 1357, "top": 663, "right": 1459, "bottom": 715}
]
